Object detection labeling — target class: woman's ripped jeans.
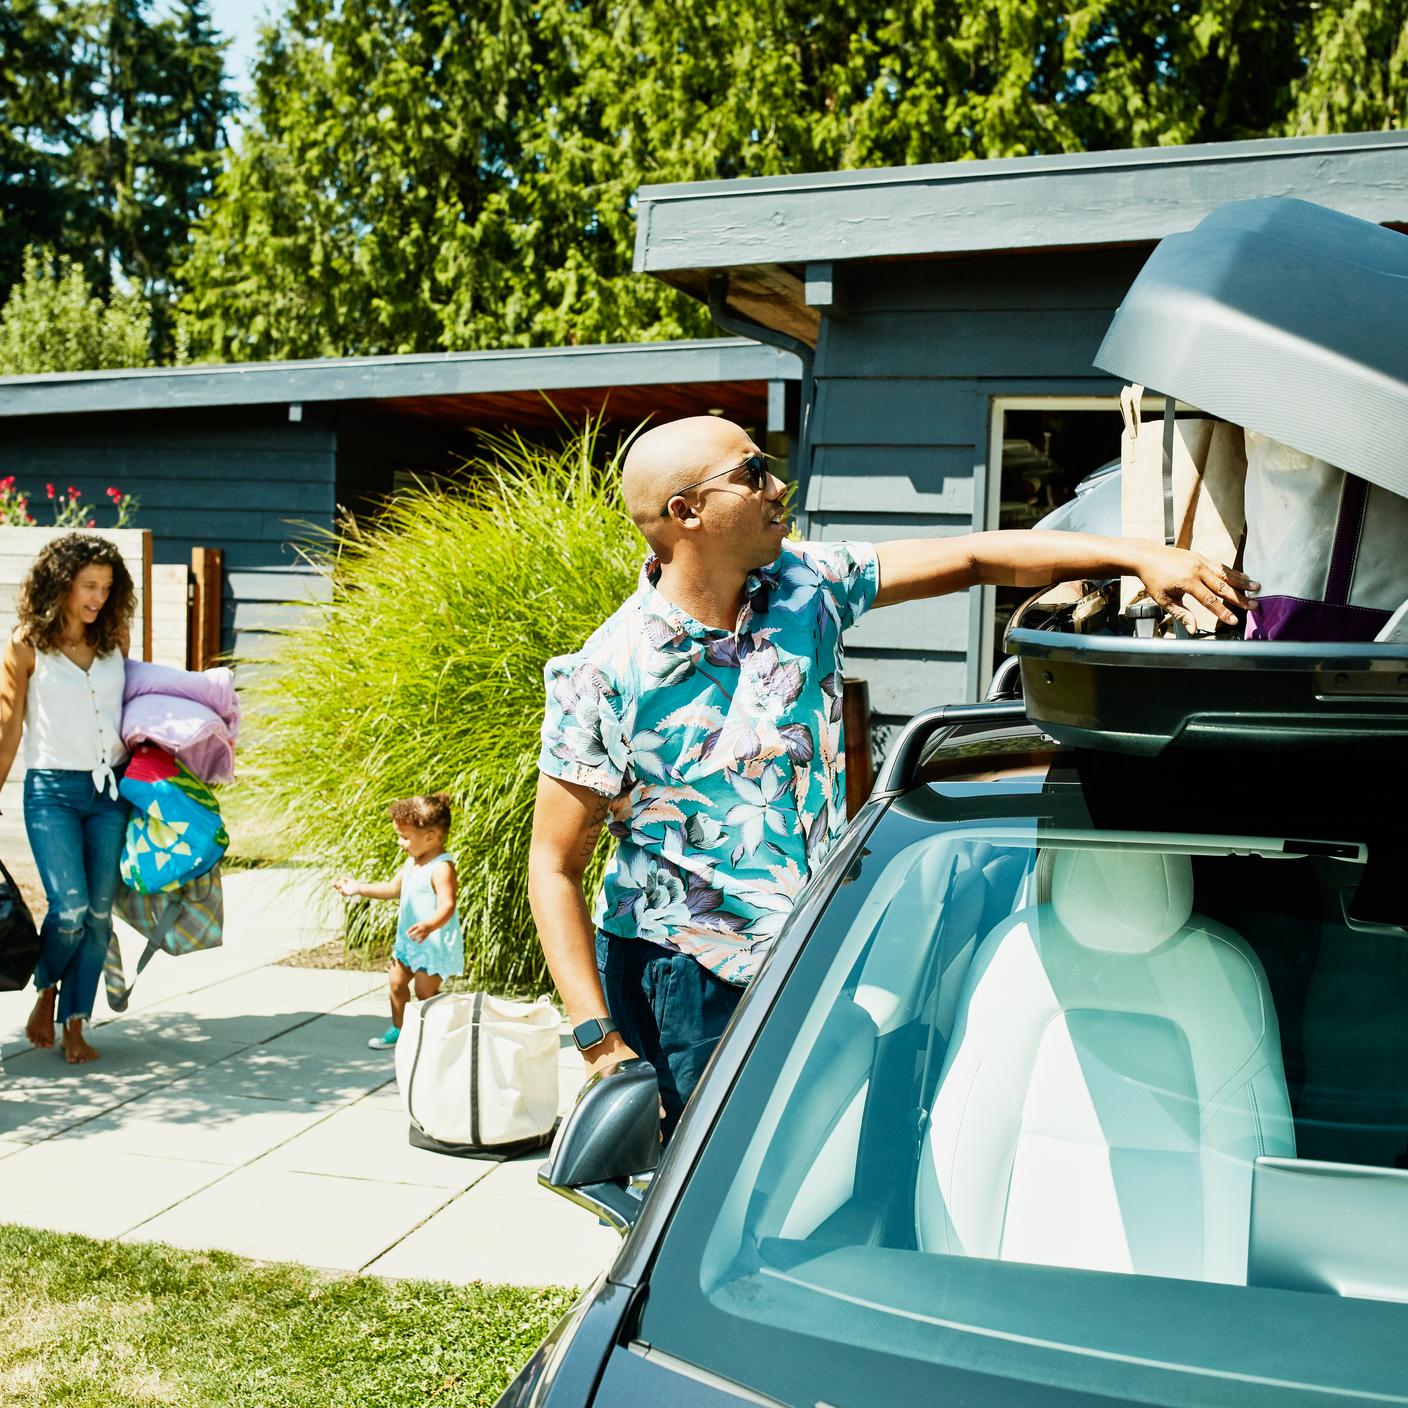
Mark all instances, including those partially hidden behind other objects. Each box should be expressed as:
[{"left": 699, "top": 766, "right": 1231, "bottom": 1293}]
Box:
[{"left": 25, "top": 768, "right": 128, "bottom": 1024}]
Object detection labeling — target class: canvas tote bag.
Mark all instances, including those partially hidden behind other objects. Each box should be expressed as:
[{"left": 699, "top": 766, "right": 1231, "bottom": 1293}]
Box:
[
  {"left": 396, "top": 991, "right": 561, "bottom": 1158},
  {"left": 1118, "top": 384, "right": 1248, "bottom": 633}
]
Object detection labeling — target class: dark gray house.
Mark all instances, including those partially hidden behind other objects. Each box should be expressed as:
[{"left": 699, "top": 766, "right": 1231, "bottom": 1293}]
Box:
[
  {"left": 634, "top": 128, "right": 1408, "bottom": 725},
  {"left": 0, "top": 339, "right": 800, "bottom": 664}
]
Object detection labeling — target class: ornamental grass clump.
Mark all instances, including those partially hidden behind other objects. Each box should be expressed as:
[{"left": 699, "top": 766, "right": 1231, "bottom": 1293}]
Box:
[{"left": 241, "top": 425, "right": 640, "bottom": 991}]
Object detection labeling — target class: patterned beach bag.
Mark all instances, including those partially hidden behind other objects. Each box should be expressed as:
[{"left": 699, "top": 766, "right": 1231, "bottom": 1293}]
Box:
[
  {"left": 119, "top": 744, "right": 229, "bottom": 894},
  {"left": 105, "top": 867, "right": 225, "bottom": 1012}
]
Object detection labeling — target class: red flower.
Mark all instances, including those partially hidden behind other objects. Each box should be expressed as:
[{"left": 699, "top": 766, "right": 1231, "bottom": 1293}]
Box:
[
  {"left": 45, "top": 483, "right": 55, "bottom": 499},
  {"left": 106, "top": 486, "right": 120, "bottom": 499},
  {"left": 0, "top": 476, "right": 13, "bottom": 490},
  {"left": 87, "top": 518, "right": 95, "bottom": 527},
  {"left": 67, "top": 486, "right": 79, "bottom": 499}
]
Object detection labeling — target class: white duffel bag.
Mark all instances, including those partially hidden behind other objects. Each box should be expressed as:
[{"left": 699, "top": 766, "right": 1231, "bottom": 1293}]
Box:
[
  {"left": 396, "top": 991, "right": 561, "bottom": 1158},
  {"left": 1241, "top": 428, "right": 1408, "bottom": 642}
]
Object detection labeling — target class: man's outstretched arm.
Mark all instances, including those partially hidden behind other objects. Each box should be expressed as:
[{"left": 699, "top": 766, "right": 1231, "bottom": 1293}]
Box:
[
  {"left": 529, "top": 772, "right": 637, "bottom": 1077},
  {"left": 873, "top": 531, "right": 1257, "bottom": 631}
]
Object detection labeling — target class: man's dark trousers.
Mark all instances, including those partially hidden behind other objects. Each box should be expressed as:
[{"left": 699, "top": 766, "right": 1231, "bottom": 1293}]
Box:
[{"left": 596, "top": 930, "right": 744, "bottom": 1140}]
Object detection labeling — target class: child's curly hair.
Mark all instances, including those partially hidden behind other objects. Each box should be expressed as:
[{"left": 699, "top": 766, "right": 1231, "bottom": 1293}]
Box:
[
  {"left": 17, "top": 533, "right": 135, "bottom": 655},
  {"left": 387, "top": 792, "right": 452, "bottom": 834}
]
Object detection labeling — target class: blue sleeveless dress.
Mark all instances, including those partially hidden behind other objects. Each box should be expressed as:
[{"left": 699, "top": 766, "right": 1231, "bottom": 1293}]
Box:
[{"left": 391, "top": 852, "right": 464, "bottom": 977}]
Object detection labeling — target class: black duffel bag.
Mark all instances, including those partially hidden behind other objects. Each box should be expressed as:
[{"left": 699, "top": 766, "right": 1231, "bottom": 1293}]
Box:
[{"left": 0, "top": 859, "right": 40, "bottom": 992}]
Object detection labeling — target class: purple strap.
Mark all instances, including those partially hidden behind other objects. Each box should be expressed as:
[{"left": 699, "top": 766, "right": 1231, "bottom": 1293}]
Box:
[{"left": 1326, "top": 474, "right": 1369, "bottom": 607}]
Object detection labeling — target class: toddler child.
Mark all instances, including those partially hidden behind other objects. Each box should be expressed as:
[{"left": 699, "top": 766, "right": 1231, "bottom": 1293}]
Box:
[{"left": 333, "top": 792, "right": 462, "bottom": 1050}]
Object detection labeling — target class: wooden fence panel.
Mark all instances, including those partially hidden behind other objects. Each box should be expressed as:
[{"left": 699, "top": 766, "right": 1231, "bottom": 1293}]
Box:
[
  {"left": 189, "top": 547, "right": 223, "bottom": 670},
  {"left": 151, "top": 564, "right": 190, "bottom": 669}
]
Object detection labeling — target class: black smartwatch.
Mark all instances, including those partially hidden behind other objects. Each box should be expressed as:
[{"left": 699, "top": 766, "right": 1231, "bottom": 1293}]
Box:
[{"left": 571, "top": 1016, "right": 619, "bottom": 1053}]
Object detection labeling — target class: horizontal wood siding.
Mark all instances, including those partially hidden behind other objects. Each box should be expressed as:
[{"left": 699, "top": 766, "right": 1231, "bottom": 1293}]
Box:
[
  {"left": 0, "top": 409, "right": 336, "bottom": 666},
  {"left": 806, "top": 248, "right": 1149, "bottom": 725},
  {"left": 225, "top": 565, "right": 332, "bottom": 674}
]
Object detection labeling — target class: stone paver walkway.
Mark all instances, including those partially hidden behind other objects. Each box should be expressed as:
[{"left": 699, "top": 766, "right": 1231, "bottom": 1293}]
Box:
[{"left": 0, "top": 868, "right": 617, "bottom": 1287}]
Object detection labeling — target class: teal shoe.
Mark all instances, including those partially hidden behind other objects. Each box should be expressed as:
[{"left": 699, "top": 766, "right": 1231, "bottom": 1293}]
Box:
[{"left": 367, "top": 1026, "right": 400, "bottom": 1050}]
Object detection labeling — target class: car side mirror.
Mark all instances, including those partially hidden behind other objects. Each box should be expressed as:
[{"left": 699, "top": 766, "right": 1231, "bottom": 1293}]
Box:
[{"left": 538, "top": 1057, "right": 661, "bottom": 1233}]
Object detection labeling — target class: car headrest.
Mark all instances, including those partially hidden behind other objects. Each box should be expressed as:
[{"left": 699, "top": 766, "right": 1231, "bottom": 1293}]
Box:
[{"left": 1050, "top": 849, "right": 1194, "bottom": 953}]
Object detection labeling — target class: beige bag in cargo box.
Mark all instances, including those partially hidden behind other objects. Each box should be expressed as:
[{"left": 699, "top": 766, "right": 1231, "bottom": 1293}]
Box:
[
  {"left": 1118, "top": 384, "right": 1248, "bottom": 633},
  {"left": 396, "top": 991, "right": 561, "bottom": 1158}
]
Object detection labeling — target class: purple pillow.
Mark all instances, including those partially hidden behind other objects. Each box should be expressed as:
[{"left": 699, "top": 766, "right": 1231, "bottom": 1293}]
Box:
[{"left": 121, "top": 694, "right": 236, "bottom": 784}]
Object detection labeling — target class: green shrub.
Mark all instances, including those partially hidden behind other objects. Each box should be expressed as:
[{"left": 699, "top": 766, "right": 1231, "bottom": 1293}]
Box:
[
  {"left": 241, "top": 425, "right": 639, "bottom": 990},
  {"left": 0, "top": 247, "right": 153, "bottom": 374}
]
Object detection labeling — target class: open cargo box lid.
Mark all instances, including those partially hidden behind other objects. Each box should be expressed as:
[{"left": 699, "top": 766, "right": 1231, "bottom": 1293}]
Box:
[
  {"left": 1014, "top": 196, "right": 1408, "bottom": 755},
  {"left": 1095, "top": 197, "right": 1408, "bottom": 499}
]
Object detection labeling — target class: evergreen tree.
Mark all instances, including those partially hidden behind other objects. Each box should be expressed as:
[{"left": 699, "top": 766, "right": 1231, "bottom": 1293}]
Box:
[
  {"left": 1287, "top": 0, "right": 1408, "bottom": 134},
  {"left": 1, "top": 0, "right": 234, "bottom": 354},
  {"left": 176, "top": 0, "right": 1405, "bottom": 363},
  {"left": 0, "top": 0, "right": 89, "bottom": 294},
  {"left": 72, "top": 0, "right": 237, "bottom": 344},
  {"left": 179, "top": 0, "right": 541, "bottom": 359}
]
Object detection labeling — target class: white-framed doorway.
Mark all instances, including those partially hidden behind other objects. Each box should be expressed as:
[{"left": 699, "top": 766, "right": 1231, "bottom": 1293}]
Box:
[{"left": 975, "top": 391, "right": 1166, "bottom": 688}]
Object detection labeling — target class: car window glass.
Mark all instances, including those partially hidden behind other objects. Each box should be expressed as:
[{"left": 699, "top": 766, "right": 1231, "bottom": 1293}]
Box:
[{"left": 638, "top": 776, "right": 1408, "bottom": 1405}]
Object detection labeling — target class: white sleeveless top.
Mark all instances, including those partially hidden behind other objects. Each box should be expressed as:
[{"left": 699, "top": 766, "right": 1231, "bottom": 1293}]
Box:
[{"left": 23, "top": 647, "right": 128, "bottom": 797}]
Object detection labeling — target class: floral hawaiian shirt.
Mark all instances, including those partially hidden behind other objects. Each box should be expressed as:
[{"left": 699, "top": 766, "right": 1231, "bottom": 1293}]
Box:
[{"left": 538, "top": 539, "right": 879, "bottom": 986}]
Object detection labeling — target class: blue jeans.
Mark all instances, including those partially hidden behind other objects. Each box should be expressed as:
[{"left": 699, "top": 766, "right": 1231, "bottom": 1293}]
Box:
[
  {"left": 25, "top": 769, "right": 128, "bottom": 1024},
  {"left": 596, "top": 930, "right": 745, "bottom": 1141}
]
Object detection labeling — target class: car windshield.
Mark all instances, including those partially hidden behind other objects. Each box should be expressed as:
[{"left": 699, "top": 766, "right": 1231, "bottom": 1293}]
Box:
[{"left": 637, "top": 753, "right": 1408, "bottom": 1405}]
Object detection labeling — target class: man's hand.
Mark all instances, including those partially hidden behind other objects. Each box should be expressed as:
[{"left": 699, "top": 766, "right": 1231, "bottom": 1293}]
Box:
[
  {"left": 332, "top": 876, "right": 360, "bottom": 897},
  {"left": 1130, "top": 543, "right": 1258, "bottom": 632},
  {"left": 582, "top": 1028, "right": 639, "bottom": 1079},
  {"left": 580, "top": 1031, "right": 665, "bottom": 1127}
]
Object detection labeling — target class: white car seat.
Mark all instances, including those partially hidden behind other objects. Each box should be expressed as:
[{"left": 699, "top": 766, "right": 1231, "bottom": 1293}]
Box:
[{"left": 915, "top": 849, "right": 1295, "bottom": 1284}]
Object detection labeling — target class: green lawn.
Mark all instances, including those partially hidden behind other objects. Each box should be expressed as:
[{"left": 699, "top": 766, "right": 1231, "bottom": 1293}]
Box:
[{"left": 0, "top": 1226, "right": 575, "bottom": 1407}]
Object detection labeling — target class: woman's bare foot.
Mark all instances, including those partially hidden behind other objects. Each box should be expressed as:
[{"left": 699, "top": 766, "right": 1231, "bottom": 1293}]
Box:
[
  {"left": 61, "top": 1019, "right": 98, "bottom": 1065},
  {"left": 25, "top": 988, "right": 56, "bottom": 1049}
]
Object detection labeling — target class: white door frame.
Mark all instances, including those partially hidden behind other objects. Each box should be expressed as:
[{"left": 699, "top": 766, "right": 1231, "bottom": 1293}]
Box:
[{"left": 974, "top": 391, "right": 1166, "bottom": 693}]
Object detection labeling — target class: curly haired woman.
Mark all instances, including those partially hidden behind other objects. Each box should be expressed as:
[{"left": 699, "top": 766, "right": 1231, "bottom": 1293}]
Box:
[{"left": 0, "top": 534, "right": 134, "bottom": 1063}]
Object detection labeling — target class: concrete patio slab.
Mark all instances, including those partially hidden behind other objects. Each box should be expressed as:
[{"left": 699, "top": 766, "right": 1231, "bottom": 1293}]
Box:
[
  {"left": 135, "top": 962, "right": 383, "bottom": 1025},
  {"left": 0, "top": 867, "right": 617, "bottom": 1288},
  {"left": 169, "top": 1045, "right": 395, "bottom": 1109},
  {"left": 127, "top": 1165, "right": 451, "bottom": 1272},
  {"left": 356, "top": 1076, "right": 406, "bottom": 1111},
  {"left": 0, "top": 1092, "right": 120, "bottom": 1142},
  {"left": 0, "top": 869, "right": 344, "bottom": 1061},
  {"left": 50, "top": 1089, "right": 331, "bottom": 1165},
  {"left": 0, "top": 1028, "right": 250, "bottom": 1104},
  {"left": 256, "top": 1103, "right": 497, "bottom": 1190},
  {"left": 254, "top": 1004, "right": 399, "bottom": 1059},
  {"left": 364, "top": 1159, "right": 619, "bottom": 1287},
  {"left": 473, "top": 1155, "right": 560, "bottom": 1200},
  {"left": 0, "top": 1143, "right": 228, "bottom": 1239}
]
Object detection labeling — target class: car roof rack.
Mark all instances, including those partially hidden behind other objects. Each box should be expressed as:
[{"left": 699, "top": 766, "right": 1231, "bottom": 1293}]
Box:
[
  {"left": 871, "top": 700, "right": 1031, "bottom": 796},
  {"left": 1007, "top": 593, "right": 1408, "bottom": 756}
]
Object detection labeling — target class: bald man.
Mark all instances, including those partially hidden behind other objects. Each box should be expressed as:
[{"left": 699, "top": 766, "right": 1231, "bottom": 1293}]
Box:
[{"left": 530, "top": 416, "right": 1254, "bottom": 1137}]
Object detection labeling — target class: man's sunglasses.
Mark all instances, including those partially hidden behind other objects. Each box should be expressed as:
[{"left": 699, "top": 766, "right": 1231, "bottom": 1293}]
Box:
[{"left": 660, "top": 454, "right": 773, "bottom": 518}]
